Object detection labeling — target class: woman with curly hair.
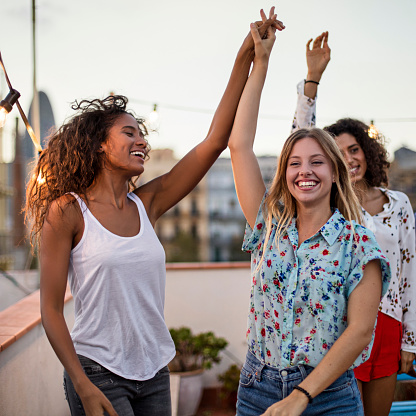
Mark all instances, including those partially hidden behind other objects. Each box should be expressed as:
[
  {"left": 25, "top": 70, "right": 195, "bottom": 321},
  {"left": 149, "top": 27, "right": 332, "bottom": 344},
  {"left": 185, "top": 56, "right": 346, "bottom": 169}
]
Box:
[
  {"left": 291, "top": 32, "right": 416, "bottom": 416},
  {"left": 24, "top": 12, "right": 284, "bottom": 416}
]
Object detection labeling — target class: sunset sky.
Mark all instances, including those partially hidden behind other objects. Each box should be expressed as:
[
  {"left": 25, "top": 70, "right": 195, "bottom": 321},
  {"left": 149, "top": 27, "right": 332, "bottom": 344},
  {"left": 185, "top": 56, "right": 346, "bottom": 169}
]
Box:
[{"left": 1, "top": 0, "right": 415, "bottom": 162}]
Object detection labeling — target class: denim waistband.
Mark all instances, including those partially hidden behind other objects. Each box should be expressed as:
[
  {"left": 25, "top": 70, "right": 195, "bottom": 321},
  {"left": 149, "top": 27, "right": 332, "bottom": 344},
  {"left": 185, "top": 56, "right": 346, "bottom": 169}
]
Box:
[{"left": 244, "top": 349, "right": 354, "bottom": 384}]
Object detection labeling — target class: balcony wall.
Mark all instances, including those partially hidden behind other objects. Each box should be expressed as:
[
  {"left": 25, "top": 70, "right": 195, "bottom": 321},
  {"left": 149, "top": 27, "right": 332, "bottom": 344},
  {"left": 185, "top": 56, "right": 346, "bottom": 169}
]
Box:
[
  {"left": 0, "top": 262, "right": 251, "bottom": 415},
  {"left": 164, "top": 262, "right": 251, "bottom": 387},
  {"left": 0, "top": 288, "right": 74, "bottom": 416}
]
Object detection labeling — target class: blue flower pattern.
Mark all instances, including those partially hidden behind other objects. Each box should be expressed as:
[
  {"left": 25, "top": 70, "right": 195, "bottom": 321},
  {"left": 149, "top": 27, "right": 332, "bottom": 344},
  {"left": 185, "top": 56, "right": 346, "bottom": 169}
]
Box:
[{"left": 242, "top": 200, "right": 391, "bottom": 370}]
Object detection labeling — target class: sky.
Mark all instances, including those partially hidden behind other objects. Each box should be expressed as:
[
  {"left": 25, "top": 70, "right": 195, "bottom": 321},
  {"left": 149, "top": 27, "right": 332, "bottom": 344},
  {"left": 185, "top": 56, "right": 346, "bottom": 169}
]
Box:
[{"left": 0, "top": 0, "right": 415, "bottom": 163}]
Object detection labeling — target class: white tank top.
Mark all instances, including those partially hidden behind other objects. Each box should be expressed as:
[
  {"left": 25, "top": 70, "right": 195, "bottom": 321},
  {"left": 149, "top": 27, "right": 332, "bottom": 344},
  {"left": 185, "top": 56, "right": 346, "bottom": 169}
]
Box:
[{"left": 68, "top": 192, "right": 175, "bottom": 380}]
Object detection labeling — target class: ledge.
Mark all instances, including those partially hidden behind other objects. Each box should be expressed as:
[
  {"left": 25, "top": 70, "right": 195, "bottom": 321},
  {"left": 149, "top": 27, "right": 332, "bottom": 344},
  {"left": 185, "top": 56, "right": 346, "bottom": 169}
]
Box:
[
  {"left": 166, "top": 262, "right": 250, "bottom": 270},
  {"left": 0, "top": 286, "right": 73, "bottom": 352},
  {"left": 0, "top": 262, "right": 250, "bottom": 353}
]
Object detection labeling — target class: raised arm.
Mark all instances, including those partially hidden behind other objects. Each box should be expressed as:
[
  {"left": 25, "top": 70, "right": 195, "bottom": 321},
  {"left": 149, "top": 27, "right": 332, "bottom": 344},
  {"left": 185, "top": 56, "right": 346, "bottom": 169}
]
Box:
[
  {"left": 40, "top": 197, "right": 117, "bottom": 416},
  {"left": 228, "top": 17, "right": 276, "bottom": 228},
  {"left": 261, "top": 259, "right": 382, "bottom": 416},
  {"left": 136, "top": 9, "right": 284, "bottom": 223},
  {"left": 291, "top": 32, "right": 330, "bottom": 131}
]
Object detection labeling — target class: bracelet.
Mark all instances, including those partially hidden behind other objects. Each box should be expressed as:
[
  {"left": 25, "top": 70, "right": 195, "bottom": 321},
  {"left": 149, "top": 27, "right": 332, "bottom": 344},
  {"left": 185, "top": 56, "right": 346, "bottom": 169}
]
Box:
[
  {"left": 304, "top": 79, "right": 320, "bottom": 85},
  {"left": 293, "top": 385, "right": 313, "bottom": 403}
]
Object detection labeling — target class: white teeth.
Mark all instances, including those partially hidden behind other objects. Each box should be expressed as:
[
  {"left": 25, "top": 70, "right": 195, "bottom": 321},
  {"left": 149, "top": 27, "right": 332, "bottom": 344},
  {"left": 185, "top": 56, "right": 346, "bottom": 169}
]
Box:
[
  {"left": 298, "top": 181, "right": 317, "bottom": 187},
  {"left": 130, "top": 151, "right": 145, "bottom": 158},
  {"left": 350, "top": 167, "right": 358, "bottom": 174}
]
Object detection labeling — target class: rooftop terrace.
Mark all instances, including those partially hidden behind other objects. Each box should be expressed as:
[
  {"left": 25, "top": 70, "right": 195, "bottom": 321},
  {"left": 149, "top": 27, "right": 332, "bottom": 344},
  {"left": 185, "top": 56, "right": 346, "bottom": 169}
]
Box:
[{"left": 1, "top": 262, "right": 415, "bottom": 415}]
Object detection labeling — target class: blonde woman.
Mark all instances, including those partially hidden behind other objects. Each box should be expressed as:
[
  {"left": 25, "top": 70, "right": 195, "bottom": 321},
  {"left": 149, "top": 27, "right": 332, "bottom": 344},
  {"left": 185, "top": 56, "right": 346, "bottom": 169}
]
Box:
[
  {"left": 228, "top": 19, "right": 391, "bottom": 416},
  {"left": 292, "top": 32, "right": 416, "bottom": 416}
]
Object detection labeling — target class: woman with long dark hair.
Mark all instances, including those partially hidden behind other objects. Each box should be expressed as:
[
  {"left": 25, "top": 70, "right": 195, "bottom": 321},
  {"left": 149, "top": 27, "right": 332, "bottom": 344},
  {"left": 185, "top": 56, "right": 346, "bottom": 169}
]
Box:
[{"left": 24, "top": 10, "right": 284, "bottom": 416}]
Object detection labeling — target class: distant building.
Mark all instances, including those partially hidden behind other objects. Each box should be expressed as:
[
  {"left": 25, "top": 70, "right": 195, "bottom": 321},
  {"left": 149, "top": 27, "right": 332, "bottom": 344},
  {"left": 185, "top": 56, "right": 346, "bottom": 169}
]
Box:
[
  {"left": 0, "top": 128, "right": 14, "bottom": 269},
  {"left": 207, "top": 158, "right": 245, "bottom": 262},
  {"left": 137, "top": 149, "right": 210, "bottom": 262},
  {"left": 207, "top": 156, "right": 276, "bottom": 262},
  {"left": 23, "top": 91, "right": 56, "bottom": 160},
  {"left": 138, "top": 150, "right": 277, "bottom": 262},
  {"left": 388, "top": 146, "right": 416, "bottom": 210},
  {"left": 6, "top": 91, "right": 56, "bottom": 269}
]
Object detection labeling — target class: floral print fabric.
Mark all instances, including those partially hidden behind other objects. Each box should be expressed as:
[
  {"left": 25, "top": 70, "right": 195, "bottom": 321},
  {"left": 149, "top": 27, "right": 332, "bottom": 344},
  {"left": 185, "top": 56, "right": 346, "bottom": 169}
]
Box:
[
  {"left": 364, "top": 189, "right": 416, "bottom": 352},
  {"left": 291, "top": 80, "right": 317, "bottom": 132},
  {"left": 242, "top": 200, "right": 391, "bottom": 370},
  {"left": 292, "top": 81, "right": 416, "bottom": 352}
]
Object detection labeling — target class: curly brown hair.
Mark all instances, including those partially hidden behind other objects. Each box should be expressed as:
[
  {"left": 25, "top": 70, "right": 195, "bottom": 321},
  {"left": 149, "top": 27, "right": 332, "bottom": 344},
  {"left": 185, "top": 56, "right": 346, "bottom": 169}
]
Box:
[
  {"left": 324, "top": 118, "right": 390, "bottom": 187},
  {"left": 25, "top": 95, "right": 149, "bottom": 247}
]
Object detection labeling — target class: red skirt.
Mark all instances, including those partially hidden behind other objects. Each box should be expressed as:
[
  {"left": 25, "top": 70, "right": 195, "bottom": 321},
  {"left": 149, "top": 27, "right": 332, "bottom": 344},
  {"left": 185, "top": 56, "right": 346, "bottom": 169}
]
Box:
[{"left": 354, "top": 311, "right": 402, "bottom": 382}]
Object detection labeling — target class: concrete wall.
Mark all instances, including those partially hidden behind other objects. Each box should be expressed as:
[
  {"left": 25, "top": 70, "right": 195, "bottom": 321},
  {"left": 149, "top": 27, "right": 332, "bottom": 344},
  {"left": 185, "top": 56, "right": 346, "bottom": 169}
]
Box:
[
  {"left": 165, "top": 264, "right": 251, "bottom": 387},
  {"left": 0, "top": 263, "right": 251, "bottom": 414},
  {"left": 0, "top": 298, "right": 74, "bottom": 416},
  {"left": 0, "top": 270, "right": 39, "bottom": 312}
]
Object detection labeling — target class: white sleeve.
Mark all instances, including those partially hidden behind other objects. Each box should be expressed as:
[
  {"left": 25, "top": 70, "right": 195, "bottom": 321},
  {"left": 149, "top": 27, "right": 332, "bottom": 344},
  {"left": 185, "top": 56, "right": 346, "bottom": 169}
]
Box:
[
  {"left": 291, "top": 80, "right": 317, "bottom": 132},
  {"left": 399, "top": 196, "right": 416, "bottom": 352}
]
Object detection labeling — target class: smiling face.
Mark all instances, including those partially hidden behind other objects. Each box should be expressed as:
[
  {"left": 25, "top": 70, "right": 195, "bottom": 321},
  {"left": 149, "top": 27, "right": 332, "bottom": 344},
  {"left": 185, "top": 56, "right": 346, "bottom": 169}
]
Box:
[
  {"left": 286, "top": 137, "right": 334, "bottom": 211},
  {"left": 335, "top": 133, "right": 367, "bottom": 185},
  {"left": 100, "top": 113, "right": 148, "bottom": 178}
]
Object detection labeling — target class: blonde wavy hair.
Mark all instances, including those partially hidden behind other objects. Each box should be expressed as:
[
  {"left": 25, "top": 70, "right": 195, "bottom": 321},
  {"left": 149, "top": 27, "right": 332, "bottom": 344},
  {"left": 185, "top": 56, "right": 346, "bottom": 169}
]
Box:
[{"left": 263, "top": 128, "right": 362, "bottom": 249}]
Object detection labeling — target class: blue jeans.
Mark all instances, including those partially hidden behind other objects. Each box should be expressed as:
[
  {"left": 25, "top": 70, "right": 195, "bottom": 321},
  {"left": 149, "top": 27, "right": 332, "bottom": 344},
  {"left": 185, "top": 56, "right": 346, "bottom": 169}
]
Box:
[
  {"left": 236, "top": 350, "right": 364, "bottom": 416},
  {"left": 64, "top": 355, "right": 171, "bottom": 416}
]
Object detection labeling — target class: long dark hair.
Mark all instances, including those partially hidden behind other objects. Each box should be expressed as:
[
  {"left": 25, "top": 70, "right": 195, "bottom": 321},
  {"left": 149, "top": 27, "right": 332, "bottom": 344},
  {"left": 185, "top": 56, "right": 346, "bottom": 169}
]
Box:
[
  {"left": 324, "top": 118, "right": 390, "bottom": 187},
  {"left": 25, "top": 95, "right": 149, "bottom": 247}
]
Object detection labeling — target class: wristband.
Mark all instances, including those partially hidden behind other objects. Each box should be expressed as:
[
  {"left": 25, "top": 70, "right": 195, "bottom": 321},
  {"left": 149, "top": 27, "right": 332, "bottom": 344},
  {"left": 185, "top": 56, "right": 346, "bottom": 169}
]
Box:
[
  {"left": 293, "top": 385, "right": 313, "bottom": 403},
  {"left": 304, "top": 79, "right": 320, "bottom": 85}
]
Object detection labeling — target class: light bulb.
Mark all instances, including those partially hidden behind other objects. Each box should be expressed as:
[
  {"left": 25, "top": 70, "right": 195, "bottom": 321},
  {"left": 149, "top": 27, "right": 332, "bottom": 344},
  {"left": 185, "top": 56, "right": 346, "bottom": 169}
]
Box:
[
  {"left": 0, "top": 89, "right": 21, "bottom": 128},
  {"left": 146, "top": 104, "right": 160, "bottom": 131},
  {"left": 0, "top": 107, "right": 8, "bottom": 128},
  {"left": 148, "top": 109, "right": 159, "bottom": 124},
  {"left": 368, "top": 120, "right": 378, "bottom": 139},
  {"left": 149, "top": 104, "right": 158, "bottom": 123}
]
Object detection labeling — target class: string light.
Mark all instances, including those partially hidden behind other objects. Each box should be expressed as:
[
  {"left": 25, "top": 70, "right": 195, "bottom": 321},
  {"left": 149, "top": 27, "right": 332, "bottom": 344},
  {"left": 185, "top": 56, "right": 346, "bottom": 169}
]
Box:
[
  {"left": 0, "top": 89, "right": 21, "bottom": 128},
  {"left": 148, "top": 104, "right": 159, "bottom": 125},
  {"left": 0, "top": 51, "right": 42, "bottom": 153},
  {"left": 368, "top": 119, "right": 379, "bottom": 139},
  {"left": 129, "top": 98, "right": 416, "bottom": 125},
  {"left": 0, "top": 108, "right": 8, "bottom": 129}
]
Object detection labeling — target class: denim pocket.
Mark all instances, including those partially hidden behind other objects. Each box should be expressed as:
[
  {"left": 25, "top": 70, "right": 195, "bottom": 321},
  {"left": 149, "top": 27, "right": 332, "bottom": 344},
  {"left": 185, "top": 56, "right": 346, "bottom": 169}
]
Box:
[
  {"left": 323, "top": 374, "right": 352, "bottom": 393},
  {"left": 156, "top": 366, "right": 170, "bottom": 376},
  {"left": 239, "top": 364, "right": 256, "bottom": 387},
  {"left": 77, "top": 356, "right": 116, "bottom": 389}
]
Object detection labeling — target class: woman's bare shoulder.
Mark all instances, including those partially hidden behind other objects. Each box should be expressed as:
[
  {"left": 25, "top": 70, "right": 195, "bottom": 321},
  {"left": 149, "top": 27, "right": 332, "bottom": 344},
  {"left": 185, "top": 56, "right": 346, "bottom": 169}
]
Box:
[{"left": 45, "top": 194, "right": 83, "bottom": 233}]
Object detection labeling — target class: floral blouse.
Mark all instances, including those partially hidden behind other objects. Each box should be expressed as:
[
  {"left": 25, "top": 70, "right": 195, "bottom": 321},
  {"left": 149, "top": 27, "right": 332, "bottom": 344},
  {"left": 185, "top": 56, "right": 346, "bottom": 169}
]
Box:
[
  {"left": 292, "top": 80, "right": 416, "bottom": 352},
  {"left": 242, "top": 200, "right": 391, "bottom": 370},
  {"left": 363, "top": 189, "right": 416, "bottom": 352}
]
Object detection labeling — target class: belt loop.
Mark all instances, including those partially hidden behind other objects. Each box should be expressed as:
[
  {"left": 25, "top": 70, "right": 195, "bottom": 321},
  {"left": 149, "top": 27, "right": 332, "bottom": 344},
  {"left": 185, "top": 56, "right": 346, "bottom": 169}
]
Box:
[
  {"left": 255, "top": 363, "right": 264, "bottom": 381},
  {"left": 298, "top": 364, "right": 308, "bottom": 380}
]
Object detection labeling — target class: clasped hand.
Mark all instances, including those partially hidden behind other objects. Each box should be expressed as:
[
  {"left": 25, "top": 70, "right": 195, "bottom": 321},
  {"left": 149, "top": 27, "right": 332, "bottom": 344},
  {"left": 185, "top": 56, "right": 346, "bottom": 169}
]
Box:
[
  {"left": 241, "top": 7, "right": 284, "bottom": 61},
  {"left": 251, "top": 7, "right": 281, "bottom": 61}
]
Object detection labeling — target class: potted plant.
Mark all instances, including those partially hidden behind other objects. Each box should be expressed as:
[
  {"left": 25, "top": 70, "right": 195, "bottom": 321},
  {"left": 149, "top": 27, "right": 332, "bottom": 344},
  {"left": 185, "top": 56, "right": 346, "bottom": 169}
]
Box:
[
  {"left": 169, "top": 327, "right": 228, "bottom": 416},
  {"left": 218, "top": 364, "right": 241, "bottom": 409}
]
